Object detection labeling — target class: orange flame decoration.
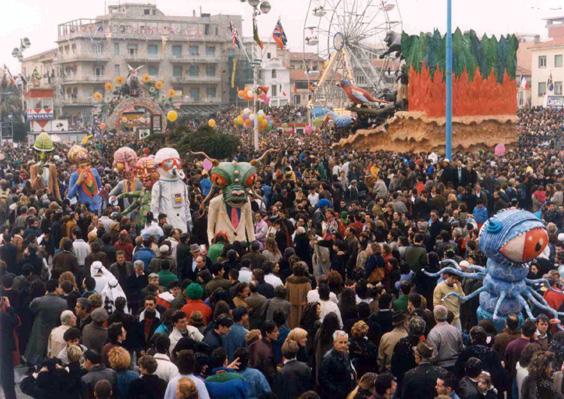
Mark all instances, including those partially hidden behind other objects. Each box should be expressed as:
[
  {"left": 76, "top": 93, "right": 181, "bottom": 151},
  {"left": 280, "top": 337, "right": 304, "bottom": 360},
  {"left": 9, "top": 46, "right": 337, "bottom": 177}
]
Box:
[{"left": 408, "top": 65, "right": 517, "bottom": 117}]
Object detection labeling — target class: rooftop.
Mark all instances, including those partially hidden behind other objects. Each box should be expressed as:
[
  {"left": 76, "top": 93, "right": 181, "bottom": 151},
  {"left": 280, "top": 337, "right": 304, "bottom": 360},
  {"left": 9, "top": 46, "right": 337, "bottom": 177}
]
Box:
[{"left": 528, "top": 37, "right": 564, "bottom": 50}]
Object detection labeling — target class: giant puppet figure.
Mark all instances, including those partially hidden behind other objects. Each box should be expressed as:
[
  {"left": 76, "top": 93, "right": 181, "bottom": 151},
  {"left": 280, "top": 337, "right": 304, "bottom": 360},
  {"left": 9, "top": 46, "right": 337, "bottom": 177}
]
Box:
[
  {"left": 30, "top": 131, "right": 62, "bottom": 201},
  {"left": 192, "top": 150, "right": 273, "bottom": 245},
  {"left": 67, "top": 145, "right": 102, "bottom": 213},
  {"left": 424, "top": 209, "right": 563, "bottom": 331},
  {"left": 151, "top": 148, "right": 192, "bottom": 233},
  {"left": 118, "top": 155, "right": 158, "bottom": 227},
  {"left": 109, "top": 146, "right": 142, "bottom": 208}
]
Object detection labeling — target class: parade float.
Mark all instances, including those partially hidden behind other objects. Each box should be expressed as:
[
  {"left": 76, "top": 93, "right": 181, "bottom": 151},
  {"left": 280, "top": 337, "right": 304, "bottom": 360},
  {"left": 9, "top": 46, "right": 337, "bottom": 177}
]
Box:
[{"left": 331, "top": 29, "right": 519, "bottom": 153}]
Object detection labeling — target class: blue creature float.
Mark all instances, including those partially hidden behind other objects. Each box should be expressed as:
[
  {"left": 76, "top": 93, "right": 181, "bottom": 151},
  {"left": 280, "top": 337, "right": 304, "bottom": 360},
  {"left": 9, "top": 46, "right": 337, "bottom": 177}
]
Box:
[{"left": 425, "top": 208, "right": 562, "bottom": 331}]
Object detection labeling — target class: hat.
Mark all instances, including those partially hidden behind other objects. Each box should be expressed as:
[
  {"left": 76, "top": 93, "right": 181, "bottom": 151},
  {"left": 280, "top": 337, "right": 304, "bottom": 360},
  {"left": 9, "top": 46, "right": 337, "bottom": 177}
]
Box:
[
  {"left": 91, "top": 308, "right": 109, "bottom": 323},
  {"left": 185, "top": 282, "right": 204, "bottom": 300},
  {"left": 317, "top": 198, "right": 331, "bottom": 209},
  {"left": 392, "top": 311, "right": 407, "bottom": 326},
  {"left": 558, "top": 233, "right": 564, "bottom": 243},
  {"left": 415, "top": 342, "right": 434, "bottom": 359},
  {"left": 148, "top": 273, "right": 159, "bottom": 279},
  {"left": 159, "top": 244, "right": 170, "bottom": 254},
  {"left": 459, "top": 260, "right": 470, "bottom": 269},
  {"left": 190, "top": 244, "right": 200, "bottom": 253}
]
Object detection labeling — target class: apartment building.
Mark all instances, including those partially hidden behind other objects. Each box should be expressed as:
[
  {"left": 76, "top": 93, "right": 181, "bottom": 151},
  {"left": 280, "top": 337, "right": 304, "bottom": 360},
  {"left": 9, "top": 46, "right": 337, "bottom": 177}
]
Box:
[
  {"left": 288, "top": 52, "right": 324, "bottom": 105},
  {"left": 24, "top": 3, "right": 241, "bottom": 124}
]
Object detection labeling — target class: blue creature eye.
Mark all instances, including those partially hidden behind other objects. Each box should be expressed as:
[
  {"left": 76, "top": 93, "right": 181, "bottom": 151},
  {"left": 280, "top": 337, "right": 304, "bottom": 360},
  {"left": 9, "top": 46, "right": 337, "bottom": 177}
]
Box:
[{"left": 487, "top": 220, "right": 503, "bottom": 234}]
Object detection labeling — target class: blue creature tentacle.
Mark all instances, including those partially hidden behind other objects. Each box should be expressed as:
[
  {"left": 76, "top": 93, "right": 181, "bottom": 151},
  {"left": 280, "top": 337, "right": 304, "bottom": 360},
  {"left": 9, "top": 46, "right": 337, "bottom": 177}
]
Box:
[
  {"left": 517, "top": 294, "right": 535, "bottom": 320},
  {"left": 467, "top": 265, "right": 486, "bottom": 273},
  {"left": 443, "top": 286, "right": 486, "bottom": 303},
  {"left": 525, "top": 292, "right": 564, "bottom": 331},
  {"left": 492, "top": 291, "right": 507, "bottom": 321},
  {"left": 423, "top": 267, "right": 484, "bottom": 279}
]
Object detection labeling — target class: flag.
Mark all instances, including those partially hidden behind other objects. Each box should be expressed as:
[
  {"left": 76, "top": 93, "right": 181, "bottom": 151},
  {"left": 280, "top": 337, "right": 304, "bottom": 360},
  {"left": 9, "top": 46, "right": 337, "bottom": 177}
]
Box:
[
  {"left": 547, "top": 73, "right": 554, "bottom": 92},
  {"left": 272, "top": 19, "right": 288, "bottom": 50},
  {"left": 519, "top": 76, "right": 528, "bottom": 90},
  {"left": 253, "top": 19, "right": 264, "bottom": 49},
  {"left": 229, "top": 21, "right": 242, "bottom": 49}
]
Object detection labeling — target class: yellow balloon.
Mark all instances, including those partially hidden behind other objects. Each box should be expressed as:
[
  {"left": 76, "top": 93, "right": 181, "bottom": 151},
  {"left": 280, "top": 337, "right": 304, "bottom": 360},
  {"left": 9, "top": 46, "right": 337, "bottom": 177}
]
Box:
[
  {"left": 235, "top": 116, "right": 243, "bottom": 126},
  {"left": 244, "top": 119, "right": 252, "bottom": 128},
  {"left": 167, "top": 110, "right": 178, "bottom": 122},
  {"left": 208, "top": 119, "right": 216, "bottom": 128}
]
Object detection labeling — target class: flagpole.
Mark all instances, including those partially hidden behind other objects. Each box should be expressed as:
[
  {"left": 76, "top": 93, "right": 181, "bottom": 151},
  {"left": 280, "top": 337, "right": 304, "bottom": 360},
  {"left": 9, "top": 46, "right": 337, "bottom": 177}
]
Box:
[
  {"left": 445, "top": 0, "right": 453, "bottom": 161},
  {"left": 252, "top": 11, "right": 260, "bottom": 151}
]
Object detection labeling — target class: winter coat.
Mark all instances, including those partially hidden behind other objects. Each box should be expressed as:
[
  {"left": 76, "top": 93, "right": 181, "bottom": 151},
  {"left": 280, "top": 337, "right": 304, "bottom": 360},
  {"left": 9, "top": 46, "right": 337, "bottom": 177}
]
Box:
[
  {"left": 286, "top": 275, "right": 312, "bottom": 328},
  {"left": 127, "top": 374, "right": 168, "bottom": 399},
  {"left": 318, "top": 349, "right": 356, "bottom": 399},
  {"left": 25, "top": 293, "right": 67, "bottom": 365}
]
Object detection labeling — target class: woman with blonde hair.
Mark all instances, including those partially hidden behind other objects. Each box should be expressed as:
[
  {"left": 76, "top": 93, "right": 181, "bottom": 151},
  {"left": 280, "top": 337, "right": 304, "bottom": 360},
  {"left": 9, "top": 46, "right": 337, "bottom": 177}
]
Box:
[
  {"left": 58, "top": 271, "right": 78, "bottom": 290},
  {"left": 263, "top": 235, "right": 282, "bottom": 264},
  {"left": 176, "top": 376, "right": 199, "bottom": 399},
  {"left": 286, "top": 327, "right": 309, "bottom": 363},
  {"left": 521, "top": 351, "right": 561, "bottom": 399},
  {"left": 107, "top": 346, "right": 138, "bottom": 398},
  {"left": 349, "top": 320, "right": 378, "bottom": 377}
]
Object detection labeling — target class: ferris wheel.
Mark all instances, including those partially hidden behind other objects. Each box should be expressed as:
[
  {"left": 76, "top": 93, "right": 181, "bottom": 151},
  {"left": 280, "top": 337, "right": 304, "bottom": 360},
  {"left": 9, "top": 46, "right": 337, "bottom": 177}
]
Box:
[{"left": 303, "top": 0, "right": 402, "bottom": 108}]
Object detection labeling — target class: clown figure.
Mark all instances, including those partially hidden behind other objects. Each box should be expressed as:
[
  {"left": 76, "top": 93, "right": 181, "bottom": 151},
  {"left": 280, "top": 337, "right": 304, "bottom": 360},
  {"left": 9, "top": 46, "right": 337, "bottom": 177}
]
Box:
[
  {"left": 67, "top": 145, "right": 102, "bottom": 213},
  {"left": 30, "top": 132, "right": 61, "bottom": 201},
  {"left": 151, "top": 148, "right": 192, "bottom": 233}
]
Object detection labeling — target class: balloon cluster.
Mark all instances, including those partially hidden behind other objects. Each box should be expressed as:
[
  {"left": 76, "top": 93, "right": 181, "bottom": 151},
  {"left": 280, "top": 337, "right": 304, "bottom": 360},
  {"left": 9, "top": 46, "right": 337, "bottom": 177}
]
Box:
[
  {"left": 233, "top": 108, "right": 273, "bottom": 132},
  {"left": 237, "top": 86, "right": 271, "bottom": 105}
]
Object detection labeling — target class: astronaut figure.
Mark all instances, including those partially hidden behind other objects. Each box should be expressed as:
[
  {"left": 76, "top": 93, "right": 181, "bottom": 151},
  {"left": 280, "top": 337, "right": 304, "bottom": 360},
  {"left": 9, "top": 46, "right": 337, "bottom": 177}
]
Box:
[{"left": 151, "top": 148, "right": 192, "bottom": 233}]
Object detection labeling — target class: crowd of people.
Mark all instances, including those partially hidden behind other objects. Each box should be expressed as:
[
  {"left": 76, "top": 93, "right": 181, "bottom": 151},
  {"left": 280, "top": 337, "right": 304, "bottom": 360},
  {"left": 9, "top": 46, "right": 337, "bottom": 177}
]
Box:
[{"left": 0, "top": 105, "right": 563, "bottom": 399}]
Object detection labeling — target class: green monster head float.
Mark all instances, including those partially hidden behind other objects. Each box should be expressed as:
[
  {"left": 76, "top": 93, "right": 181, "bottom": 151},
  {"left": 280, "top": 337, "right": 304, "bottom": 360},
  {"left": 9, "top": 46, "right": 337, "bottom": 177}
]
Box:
[
  {"left": 192, "top": 150, "right": 274, "bottom": 208},
  {"left": 33, "top": 131, "right": 55, "bottom": 164}
]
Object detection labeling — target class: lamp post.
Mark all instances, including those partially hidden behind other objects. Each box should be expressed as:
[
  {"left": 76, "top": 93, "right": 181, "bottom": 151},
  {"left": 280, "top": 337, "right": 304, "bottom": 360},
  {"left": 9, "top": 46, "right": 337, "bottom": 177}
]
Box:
[
  {"left": 240, "top": 0, "right": 270, "bottom": 151},
  {"left": 445, "top": 0, "right": 453, "bottom": 160}
]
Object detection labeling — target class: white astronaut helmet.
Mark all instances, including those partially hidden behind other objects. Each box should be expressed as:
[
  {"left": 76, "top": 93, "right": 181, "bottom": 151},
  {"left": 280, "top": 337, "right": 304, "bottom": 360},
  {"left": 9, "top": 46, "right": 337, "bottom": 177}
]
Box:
[{"left": 154, "top": 147, "right": 185, "bottom": 179}]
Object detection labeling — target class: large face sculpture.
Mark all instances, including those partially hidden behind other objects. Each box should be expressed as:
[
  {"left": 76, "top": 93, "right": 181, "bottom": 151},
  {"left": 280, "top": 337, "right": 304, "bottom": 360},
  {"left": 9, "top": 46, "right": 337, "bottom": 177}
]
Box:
[
  {"left": 154, "top": 148, "right": 185, "bottom": 180},
  {"left": 136, "top": 156, "right": 159, "bottom": 189},
  {"left": 210, "top": 161, "right": 257, "bottom": 208},
  {"left": 68, "top": 145, "right": 90, "bottom": 167},
  {"left": 33, "top": 131, "right": 54, "bottom": 163},
  {"left": 113, "top": 147, "right": 138, "bottom": 178}
]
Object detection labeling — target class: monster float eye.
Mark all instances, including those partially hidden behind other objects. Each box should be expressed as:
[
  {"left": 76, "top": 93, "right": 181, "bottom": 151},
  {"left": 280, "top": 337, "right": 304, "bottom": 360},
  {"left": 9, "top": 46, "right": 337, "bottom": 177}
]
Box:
[
  {"left": 245, "top": 174, "right": 257, "bottom": 187},
  {"left": 211, "top": 173, "right": 228, "bottom": 188},
  {"left": 500, "top": 227, "right": 548, "bottom": 263}
]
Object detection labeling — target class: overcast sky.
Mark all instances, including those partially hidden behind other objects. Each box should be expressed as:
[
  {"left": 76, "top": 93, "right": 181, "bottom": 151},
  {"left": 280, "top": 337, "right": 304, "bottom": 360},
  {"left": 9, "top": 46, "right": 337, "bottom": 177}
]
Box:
[{"left": 1, "top": 0, "right": 562, "bottom": 72}]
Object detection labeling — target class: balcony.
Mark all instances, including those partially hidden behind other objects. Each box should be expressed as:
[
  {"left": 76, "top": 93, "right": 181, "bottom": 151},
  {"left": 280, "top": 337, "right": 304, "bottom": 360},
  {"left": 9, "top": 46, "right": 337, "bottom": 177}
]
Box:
[
  {"left": 60, "top": 76, "right": 109, "bottom": 85},
  {"left": 60, "top": 96, "right": 94, "bottom": 106},
  {"left": 169, "top": 55, "right": 222, "bottom": 63},
  {"left": 171, "top": 75, "right": 221, "bottom": 84},
  {"left": 55, "top": 55, "right": 110, "bottom": 64}
]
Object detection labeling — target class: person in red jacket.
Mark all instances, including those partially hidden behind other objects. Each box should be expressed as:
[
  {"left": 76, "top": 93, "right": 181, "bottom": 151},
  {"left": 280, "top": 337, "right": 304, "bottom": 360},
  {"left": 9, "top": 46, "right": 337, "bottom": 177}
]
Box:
[{"left": 180, "top": 283, "right": 212, "bottom": 325}]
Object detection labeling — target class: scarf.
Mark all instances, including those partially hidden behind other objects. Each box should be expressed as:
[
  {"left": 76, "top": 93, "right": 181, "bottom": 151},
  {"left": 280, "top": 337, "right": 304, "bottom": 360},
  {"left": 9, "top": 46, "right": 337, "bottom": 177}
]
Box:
[{"left": 79, "top": 167, "right": 99, "bottom": 198}]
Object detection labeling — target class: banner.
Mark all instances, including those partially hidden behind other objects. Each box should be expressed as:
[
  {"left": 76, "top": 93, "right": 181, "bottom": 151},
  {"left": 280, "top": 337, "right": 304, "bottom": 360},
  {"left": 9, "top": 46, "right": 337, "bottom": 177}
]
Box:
[{"left": 231, "top": 58, "right": 237, "bottom": 89}]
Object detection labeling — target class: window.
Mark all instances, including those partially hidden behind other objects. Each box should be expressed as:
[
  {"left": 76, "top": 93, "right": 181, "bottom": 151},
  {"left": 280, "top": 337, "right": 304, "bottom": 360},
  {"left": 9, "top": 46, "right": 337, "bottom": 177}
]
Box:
[
  {"left": 204, "top": 24, "right": 210, "bottom": 35},
  {"left": 114, "top": 64, "right": 120, "bottom": 75},
  {"left": 128, "top": 44, "right": 138, "bottom": 57},
  {"left": 267, "top": 52, "right": 271, "bottom": 59},
  {"left": 190, "top": 87, "right": 200, "bottom": 101},
  {"left": 94, "top": 65, "right": 104, "bottom": 77},
  {"left": 294, "top": 95, "right": 301, "bottom": 104},
  {"left": 147, "top": 44, "right": 159, "bottom": 57},
  {"left": 206, "top": 64, "right": 216, "bottom": 76},
  {"left": 538, "top": 81, "right": 547, "bottom": 96},
  {"left": 207, "top": 86, "right": 216, "bottom": 98},
  {"left": 189, "top": 45, "right": 199, "bottom": 56},
  {"left": 113, "top": 43, "right": 120, "bottom": 56},
  {"left": 538, "top": 55, "right": 547, "bottom": 68},
  {"left": 144, "top": 8, "right": 150, "bottom": 15},
  {"left": 205, "top": 46, "right": 215, "bottom": 56},
  {"left": 188, "top": 65, "right": 199, "bottom": 76},
  {"left": 271, "top": 84, "right": 278, "bottom": 97},
  {"left": 555, "top": 54, "right": 563, "bottom": 68},
  {"left": 148, "top": 65, "right": 158, "bottom": 76},
  {"left": 295, "top": 81, "right": 308, "bottom": 90},
  {"left": 272, "top": 69, "right": 277, "bottom": 78},
  {"left": 555, "top": 81, "right": 563, "bottom": 96},
  {"left": 171, "top": 45, "right": 182, "bottom": 58},
  {"left": 173, "top": 65, "right": 182, "bottom": 77},
  {"left": 71, "top": 44, "right": 77, "bottom": 54},
  {"left": 93, "top": 42, "right": 103, "bottom": 56}
]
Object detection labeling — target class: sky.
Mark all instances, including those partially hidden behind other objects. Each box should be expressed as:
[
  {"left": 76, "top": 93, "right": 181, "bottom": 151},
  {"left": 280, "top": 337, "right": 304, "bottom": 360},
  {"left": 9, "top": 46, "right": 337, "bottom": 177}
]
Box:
[{"left": 0, "top": 0, "right": 562, "bottom": 73}]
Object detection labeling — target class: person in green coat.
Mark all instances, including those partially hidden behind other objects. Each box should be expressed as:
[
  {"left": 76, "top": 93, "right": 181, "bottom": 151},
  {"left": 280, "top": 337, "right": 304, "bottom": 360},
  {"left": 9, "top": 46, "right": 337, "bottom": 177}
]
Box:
[{"left": 157, "top": 259, "right": 178, "bottom": 290}]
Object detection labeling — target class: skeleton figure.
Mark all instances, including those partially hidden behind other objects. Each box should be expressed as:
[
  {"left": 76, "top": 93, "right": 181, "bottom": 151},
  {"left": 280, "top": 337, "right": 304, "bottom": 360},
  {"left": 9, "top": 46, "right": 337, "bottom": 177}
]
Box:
[
  {"left": 30, "top": 132, "right": 61, "bottom": 201},
  {"left": 118, "top": 155, "right": 158, "bottom": 227},
  {"left": 192, "top": 150, "right": 274, "bottom": 245},
  {"left": 424, "top": 208, "right": 563, "bottom": 331}
]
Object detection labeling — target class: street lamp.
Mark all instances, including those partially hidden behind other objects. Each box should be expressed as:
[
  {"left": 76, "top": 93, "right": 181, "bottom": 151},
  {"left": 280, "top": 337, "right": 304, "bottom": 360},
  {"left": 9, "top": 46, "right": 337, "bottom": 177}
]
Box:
[{"left": 239, "top": 0, "right": 270, "bottom": 151}]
